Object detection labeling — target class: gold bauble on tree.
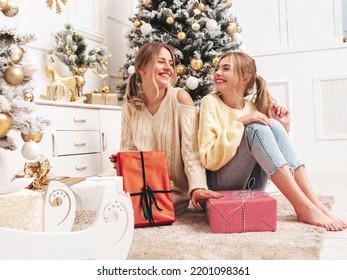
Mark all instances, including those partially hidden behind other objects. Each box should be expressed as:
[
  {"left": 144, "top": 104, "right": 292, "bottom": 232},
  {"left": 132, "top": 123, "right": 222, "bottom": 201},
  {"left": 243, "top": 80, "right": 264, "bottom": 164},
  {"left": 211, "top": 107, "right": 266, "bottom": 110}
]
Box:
[
  {"left": 143, "top": 0, "right": 152, "bottom": 6},
  {"left": 133, "top": 19, "right": 142, "bottom": 28},
  {"left": 237, "top": 25, "right": 242, "bottom": 33},
  {"left": 21, "top": 133, "right": 43, "bottom": 143},
  {"left": 23, "top": 92, "right": 34, "bottom": 102},
  {"left": 226, "top": 22, "right": 238, "bottom": 34},
  {"left": 197, "top": 3, "right": 205, "bottom": 12},
  {"left": 176, "top": 64, "right": 186, "bottom": 76},
  {"left": 166, "top": 16, "right": 174, "bottom": 25},
  {"left": 190, "top": 58, "right": 203, "bottom": 71},
  {"left": 0, "top": 0, "right": 8, "bottom": 10},
  {"left": 118, "top": 70, "right": 124, "bottom": 79},
  {"left": 4, "top": 65, "right": 24, "bottom": 86},
  {"left": 212, "top": 57, "right": 219, "bottom": 67},
  {"left": 0, "top": 112, "right": 13, "bottom": 138},
  {"left": 66, "top": 49, "right": 72, "bottom": 55},
  {"left": 2, "top": 3, "right": 18, "bottom": 17},
  {"left": 192, "top": 22, "right": 200, "bottom": 32},
  {"left": 177, "top": 31, "right": 186, "bottom": 41},
  {"left": 226, "top": 0, "right": 233, "bottom": 8}
]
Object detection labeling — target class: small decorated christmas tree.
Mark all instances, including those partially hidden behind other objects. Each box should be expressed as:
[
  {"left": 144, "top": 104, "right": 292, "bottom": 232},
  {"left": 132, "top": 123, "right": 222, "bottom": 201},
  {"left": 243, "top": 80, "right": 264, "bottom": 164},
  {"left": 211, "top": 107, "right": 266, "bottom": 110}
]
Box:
[
  {"left": 52, "top": 23, "right": 111, "bottom": 79},
  {"left": 117, "top": 0, "right": 243, "bottom": 103},
  {"left": 0, "top": 27, "right": 50, "bottom": 156}
]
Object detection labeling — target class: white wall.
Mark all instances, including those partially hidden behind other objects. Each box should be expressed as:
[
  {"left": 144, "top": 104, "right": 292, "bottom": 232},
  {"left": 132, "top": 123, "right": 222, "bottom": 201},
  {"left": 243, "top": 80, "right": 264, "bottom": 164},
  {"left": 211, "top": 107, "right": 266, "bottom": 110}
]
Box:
[{"left": 233, "top": 0, "right": 347, "bottom": 187}]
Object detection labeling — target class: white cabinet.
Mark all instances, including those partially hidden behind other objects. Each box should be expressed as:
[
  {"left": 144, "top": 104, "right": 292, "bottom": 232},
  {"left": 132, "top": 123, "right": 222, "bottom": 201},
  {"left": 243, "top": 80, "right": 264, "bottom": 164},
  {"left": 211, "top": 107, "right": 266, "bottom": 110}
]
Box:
[
  {"left": 35, "top": 101, "right": 121, "bottom": 178},
  {"left": 99, "top": 109, "right": 122, "bottom": 173}
]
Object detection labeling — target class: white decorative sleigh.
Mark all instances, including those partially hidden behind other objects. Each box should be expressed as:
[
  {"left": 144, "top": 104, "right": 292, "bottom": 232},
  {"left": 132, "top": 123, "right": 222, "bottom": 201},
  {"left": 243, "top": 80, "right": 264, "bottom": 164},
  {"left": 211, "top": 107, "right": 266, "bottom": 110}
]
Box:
[{"left": 0, "top": 179, "right": 134, "bottom": 260}]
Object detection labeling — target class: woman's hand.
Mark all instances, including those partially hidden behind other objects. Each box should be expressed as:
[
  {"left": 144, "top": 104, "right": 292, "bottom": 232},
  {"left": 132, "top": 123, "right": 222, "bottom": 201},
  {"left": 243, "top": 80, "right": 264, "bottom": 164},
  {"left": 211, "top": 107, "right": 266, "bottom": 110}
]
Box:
[
  {"left": 237, "top": 111, "right": 272, "bottom": 126},
  {"left": 109, "top": 153, "right": 118, "bottom": 168},
  {"left": 271, "top": 103, "right": 291, "bottom": 132},
  {"left": 191, "top": 188, "right": 222, "bottom": 209}
]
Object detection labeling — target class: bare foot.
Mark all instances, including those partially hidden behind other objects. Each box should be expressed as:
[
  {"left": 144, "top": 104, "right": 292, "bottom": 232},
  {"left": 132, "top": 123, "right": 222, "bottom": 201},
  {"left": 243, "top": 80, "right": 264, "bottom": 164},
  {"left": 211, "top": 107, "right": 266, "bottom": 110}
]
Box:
[
  {"left": 313, "top": 200, "right": 347, "bottom": 229},
  {"left": 297, "top": 207, "right": 346, "bottom": 231}
]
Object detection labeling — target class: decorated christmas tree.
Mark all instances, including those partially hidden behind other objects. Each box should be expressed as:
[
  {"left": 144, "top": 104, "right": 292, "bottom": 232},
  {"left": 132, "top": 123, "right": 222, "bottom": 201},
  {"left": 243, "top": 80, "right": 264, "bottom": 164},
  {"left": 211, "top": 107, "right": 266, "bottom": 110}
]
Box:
[
  {"left": 0, "top": 4, "right": 49, "bottom": 159},
  {"left": 117, "top": 0, "right": 243, "bottom": 103}
]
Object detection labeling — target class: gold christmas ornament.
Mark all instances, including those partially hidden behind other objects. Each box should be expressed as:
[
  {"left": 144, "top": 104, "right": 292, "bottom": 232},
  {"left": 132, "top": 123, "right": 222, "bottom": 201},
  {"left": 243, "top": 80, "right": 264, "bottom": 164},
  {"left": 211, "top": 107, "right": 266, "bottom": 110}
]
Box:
[
  {"left": 49, "top": 56, "right": 55, "bottom": 63},
  {"left": 0, "top": 112, "right": 13, "bottom": 138},
  {"left": 2, "top": 3, "right": 18, "bottom": 17},
  {"left": 66, "top": 49, "right": 72, "bottom": 55},
  {"left": 117, "top": 78, "right": 124, "bottom": 88},
  {"left": 177, "top": 31, "right": 186, "bottom": 41},
  {"left": 212, "top": 57, "right": 219, "bottom": 67},
  {"left": 226, "top": 22, "right": 238, "bottom": 34},
  {"left": 11, "top": 47, "right": 25, "bottom": 64},
  {"left": 133, "top": 19, "right": 142, "bottom": 28},
  {"left": 46, "top": 0, "right": 67, "bottom": 14},
  {"left": 190, "top": 58, "right": 203, "bottom": 71},
  {"left": 24, "top": 92, "right": 34, "bottom": 102},
  {"left": 117, "top": 71, "right": 124, "bottom": 79},
  {"left": 197, "top": 3, "right": 205, "bottom": 12},
  {"left": 4, "top": 65, "right": 24, "bottom": 86},
  {"left": 21, "top": 133, "right": 43, "bottom": 143},
  {"left": 176, "top": 64, "right": 186, "bottom": 76},
  {"left": 226, "top": 0, "right": 233, "bottom": 8},
  {"left": 192, "top": 22, "right": 200, "bottom": 32},
  {"left": 143, "top": 0, "right": 152, "bottom": 6},
  {"left": 0, "top": 0, "right": 8, "bottom": 10},
  {"left": 166, "top": 16, "right": 174, "bottom": 25}
]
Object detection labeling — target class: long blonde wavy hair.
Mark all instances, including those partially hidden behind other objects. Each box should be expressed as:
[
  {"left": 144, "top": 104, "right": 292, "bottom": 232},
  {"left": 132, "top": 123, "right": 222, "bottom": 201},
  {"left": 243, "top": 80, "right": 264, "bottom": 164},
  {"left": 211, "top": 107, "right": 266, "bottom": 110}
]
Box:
[
  {"left": 215, "top": 51, "right": 273, "bottom": 117},
  {"left": 125, "top": 42, "right": 177, "bottom": 110}
]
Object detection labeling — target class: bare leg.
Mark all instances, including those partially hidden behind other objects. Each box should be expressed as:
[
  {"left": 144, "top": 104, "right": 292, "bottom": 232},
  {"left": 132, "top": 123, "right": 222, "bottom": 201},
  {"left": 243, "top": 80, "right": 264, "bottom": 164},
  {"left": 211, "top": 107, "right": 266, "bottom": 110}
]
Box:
[{"left": 271, "top": 165, "right": 346, "bottom": 231}]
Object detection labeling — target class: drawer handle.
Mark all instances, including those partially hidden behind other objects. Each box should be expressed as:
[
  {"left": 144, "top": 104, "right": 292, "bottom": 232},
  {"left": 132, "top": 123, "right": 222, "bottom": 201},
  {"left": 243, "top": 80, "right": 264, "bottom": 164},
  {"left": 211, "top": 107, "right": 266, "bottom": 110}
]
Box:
[
  {"left": 75, "top": 164, "right": 88, "bottom": 170},
  {"left": 74, "top": 140, "right": 87, "bottom": 146},
  {"left": 73, "top": 117, "right": 87, "bottom": 123}
]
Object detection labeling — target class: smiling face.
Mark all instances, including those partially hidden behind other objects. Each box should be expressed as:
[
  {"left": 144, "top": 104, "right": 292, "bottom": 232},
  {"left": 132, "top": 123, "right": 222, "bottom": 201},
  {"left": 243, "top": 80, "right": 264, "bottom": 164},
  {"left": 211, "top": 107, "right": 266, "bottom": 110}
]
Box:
[
  {"left": 214, "top": 53, "right": 254, "bottom": 98},
  {"left": 141, "top": 46, "right": 175, "bottom": 91}
]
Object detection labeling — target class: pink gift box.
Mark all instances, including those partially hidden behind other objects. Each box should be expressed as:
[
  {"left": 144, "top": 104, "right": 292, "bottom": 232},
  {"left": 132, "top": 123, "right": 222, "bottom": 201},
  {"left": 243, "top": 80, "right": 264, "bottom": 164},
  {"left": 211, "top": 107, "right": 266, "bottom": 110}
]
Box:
[{"left": 206, "top": 190, "right": 277, "bottom": 233}]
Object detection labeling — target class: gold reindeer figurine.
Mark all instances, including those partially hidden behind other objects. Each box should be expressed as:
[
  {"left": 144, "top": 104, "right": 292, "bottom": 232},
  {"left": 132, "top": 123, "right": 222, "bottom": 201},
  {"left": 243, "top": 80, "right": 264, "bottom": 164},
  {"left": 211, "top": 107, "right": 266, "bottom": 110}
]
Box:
[{"left": 44, "top": 64, "right": 84, "bottom": 102}]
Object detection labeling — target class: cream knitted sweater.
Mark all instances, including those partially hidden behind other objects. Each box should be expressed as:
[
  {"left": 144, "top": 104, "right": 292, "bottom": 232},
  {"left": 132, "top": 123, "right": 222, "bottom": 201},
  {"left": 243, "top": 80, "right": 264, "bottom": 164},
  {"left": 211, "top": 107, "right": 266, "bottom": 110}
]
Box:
[
  {"left": 198, "top": 92, "right": 257, "bottom": 171},
  {"left": 120, "top": 87, "right": 208, "bottom": 214}
]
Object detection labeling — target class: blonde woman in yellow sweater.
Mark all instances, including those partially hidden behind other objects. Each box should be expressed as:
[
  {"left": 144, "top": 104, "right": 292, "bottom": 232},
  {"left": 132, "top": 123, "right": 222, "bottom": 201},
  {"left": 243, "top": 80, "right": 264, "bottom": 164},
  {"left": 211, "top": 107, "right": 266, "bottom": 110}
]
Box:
[
  {"left": 198, "top": 51, "right": 346, "bottom": 231},
  {"left": 110, "top": 42, "right": 219, "bottom": 215}
]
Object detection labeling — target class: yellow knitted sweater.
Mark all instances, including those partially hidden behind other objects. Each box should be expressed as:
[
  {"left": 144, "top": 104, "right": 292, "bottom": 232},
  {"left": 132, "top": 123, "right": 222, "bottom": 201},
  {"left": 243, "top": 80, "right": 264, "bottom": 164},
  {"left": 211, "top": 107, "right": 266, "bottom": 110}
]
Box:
[{"left": 198, "top": 92, "right": 257, "bottom": 171}]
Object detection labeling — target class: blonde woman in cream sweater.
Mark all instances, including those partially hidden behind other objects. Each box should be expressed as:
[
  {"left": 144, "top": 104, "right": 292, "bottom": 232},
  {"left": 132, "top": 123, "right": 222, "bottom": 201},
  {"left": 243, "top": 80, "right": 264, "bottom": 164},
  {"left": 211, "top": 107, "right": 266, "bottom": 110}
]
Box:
[
  {"left": 198, "top": 51, "right": 346, "bottom": 231},
  {"left": 110, "top": 42, "right": 220, "bottom": 215}
]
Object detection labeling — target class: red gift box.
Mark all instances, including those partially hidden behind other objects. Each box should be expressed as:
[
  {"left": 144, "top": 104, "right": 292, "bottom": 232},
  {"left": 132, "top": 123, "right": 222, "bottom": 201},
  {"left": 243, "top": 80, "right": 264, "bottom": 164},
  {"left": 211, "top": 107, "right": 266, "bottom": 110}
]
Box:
[
  {"left": 116, "top": 151, "right": 175, "bottom": 227},
  {"left": 206, "top": 190, "right": 277, "bottom": 233}
]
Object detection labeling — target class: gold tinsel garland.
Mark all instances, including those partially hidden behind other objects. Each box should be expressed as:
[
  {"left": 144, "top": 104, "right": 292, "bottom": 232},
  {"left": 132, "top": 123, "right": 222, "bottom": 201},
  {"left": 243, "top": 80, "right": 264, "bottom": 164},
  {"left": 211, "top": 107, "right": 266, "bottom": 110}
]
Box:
[{"left": 46, "top": 0, "right": 67, "bottom": 14}]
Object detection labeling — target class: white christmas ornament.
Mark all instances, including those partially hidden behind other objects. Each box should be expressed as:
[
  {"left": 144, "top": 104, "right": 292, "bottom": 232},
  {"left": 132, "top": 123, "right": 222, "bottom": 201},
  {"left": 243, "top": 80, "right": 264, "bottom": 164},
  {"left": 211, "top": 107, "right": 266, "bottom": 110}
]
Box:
[
  {"left": 140, "top": 23, "right": 152, "bottom": 35},
  {"left": 127, "top": 65, "right": 135, "bottom": 75},
  {"left": 238, "top": 44, "right": 247, "bottom": 53},
  {"left": 232, "top": 33, "right": 243, "bottom": 44},
  {"left": 22, "top": 54, "right": 39, "bottom": 77},
  {"left": 21, "top": 141, "right": 41, "bottom": 161},
  {"left": 186, "top": 76, "right": 199, "bottom": 90},
  {"left": 206, "top": 19, "right": 218, "bottom": 31}
]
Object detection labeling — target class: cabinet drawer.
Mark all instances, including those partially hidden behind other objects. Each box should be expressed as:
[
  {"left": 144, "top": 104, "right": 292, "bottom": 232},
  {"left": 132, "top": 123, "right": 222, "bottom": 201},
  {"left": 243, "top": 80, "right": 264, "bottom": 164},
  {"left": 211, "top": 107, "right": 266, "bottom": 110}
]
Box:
[
  {"left": 49, "top": 106, "right": 99, "bottom": 130},
  {"left": 57, "top": 153, "right": 101, "bottom": 177},
  {"left": 55, "top": 131, "right": 100, "bottom": 155}
]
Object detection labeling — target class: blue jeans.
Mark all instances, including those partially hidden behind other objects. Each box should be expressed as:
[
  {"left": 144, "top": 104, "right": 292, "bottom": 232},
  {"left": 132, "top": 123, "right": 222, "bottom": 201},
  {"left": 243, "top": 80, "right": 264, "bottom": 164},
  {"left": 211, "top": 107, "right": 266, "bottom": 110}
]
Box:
[{"left": 207, "top": 119, "right": 303, "bottom": 191}]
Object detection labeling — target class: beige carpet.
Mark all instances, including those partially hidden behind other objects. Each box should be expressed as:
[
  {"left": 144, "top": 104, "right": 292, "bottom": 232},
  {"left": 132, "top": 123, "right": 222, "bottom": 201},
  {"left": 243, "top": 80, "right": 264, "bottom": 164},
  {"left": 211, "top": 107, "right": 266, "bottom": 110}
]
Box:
[{"left": 127, "top": 194, "right": 334, "bottom": 260}]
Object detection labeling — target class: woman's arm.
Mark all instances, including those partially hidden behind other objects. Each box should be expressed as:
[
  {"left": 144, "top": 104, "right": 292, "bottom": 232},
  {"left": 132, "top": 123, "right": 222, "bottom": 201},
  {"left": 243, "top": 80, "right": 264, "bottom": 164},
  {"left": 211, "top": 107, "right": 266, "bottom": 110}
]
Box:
[{"left": 198, "top": 95, "right": 245, "bottom": 171}]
